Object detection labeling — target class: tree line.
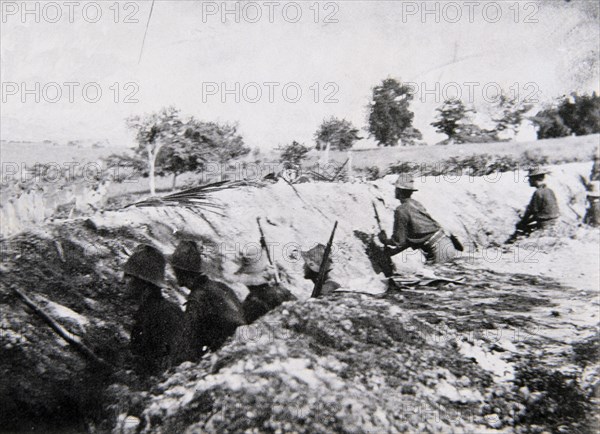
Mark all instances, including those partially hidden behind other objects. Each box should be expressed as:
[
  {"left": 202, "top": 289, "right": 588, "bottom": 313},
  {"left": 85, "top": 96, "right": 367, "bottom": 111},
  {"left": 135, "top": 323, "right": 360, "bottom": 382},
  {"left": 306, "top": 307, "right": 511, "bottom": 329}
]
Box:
[{"left": 109, "top": 79, "right": 600, "bottom": 194}]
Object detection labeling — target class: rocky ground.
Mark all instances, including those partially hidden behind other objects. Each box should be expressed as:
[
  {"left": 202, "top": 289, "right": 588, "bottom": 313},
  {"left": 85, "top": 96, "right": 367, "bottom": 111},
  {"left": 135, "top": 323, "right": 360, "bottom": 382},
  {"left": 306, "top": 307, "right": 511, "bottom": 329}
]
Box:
[{"left": 0, "top": 161, "right": 598, "bottom": 433}]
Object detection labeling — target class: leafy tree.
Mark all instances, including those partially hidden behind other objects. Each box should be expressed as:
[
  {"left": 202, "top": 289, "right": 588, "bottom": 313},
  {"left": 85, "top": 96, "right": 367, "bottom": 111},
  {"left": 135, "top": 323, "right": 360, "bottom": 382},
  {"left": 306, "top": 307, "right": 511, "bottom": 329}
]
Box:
[
  {"left": 493, "top": 95, "right": 532, "bottom": 138},
  {"left": 182, "top": 119, "right": 249, "bottom": 164},
  {"left": 176, "top": 119, "right": 249, "bottom": 185},
  {"left": 558, "top": 92, "right": 600, "bottom": 136},
  {"left": 400, "top": 126, "right": 424, "bottom": 146},
  {"left": 315, "top": 117, "right": 362, "bottom": 151},
  {"left": 431, "top": 99, "right": 472, "bottom": 144},
  {"left": 529, "top": 108, "right": 572, "bottom": 139},
  {"left": 367, "top": 78, "right": 421, "bottom": 146},
  {"left": 530, "top": 93, "right": 600, "bottom": 139},
  {"left": 279, "top": 141, "right": 310, "bottom": 168},
  {"left": 126, "top": 107, "right": 184, "bottom": 195},
  {"left": 432, "top": 99, "right": 497, "bottom": 144},
  {"left": 103, "top": 153, "right": 147, "bottom": 183}
]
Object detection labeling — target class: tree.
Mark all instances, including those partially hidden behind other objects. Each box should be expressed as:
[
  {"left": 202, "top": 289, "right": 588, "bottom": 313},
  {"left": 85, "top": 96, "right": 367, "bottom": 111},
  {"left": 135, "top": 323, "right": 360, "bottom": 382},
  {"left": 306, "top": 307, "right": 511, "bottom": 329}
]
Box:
[
  {"left": 530, "top": 93, "right": 600, "bottom": 140},
  {"left": 558, "top": 92, "right": 600, "bottom": 136},
  {"left": 183, "top": 119, "right": 249, "bottom": 164},
  {"left": 367, "top": 78, "right": 421, "bottom": 146},
  {"left": 279, "top": 141, "right": 310, "bottom": 168},
  {"left": 493, "top": 94, "right": 532, "bottom": 138},
  {"left": 176, "top": 119, "right": 250, "bottom": 185},
  {"left": 431, "top": 99, "right": 497, "bottom": 145},
  {"left": 103, "top": 152, "right": 147, "bottom": 183},
  {"left": 126, "top": 107, "right": 184, "bottom": 195},
  {"left": 314, "top": 117, "right": 362, "bottom": 151},
  {"left": 431, "top": 99, "right": 472, "bottom": 144},
  {"left": 529, "top": 108, "right": 571, "bottom": 139}
]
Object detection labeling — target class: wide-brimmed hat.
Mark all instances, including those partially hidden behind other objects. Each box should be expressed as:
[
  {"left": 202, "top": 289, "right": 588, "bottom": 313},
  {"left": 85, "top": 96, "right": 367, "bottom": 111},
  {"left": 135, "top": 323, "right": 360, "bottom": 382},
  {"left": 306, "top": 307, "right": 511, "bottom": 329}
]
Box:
[
  {"left": 394, "top": 175, "right": 418, "bottom": 191},
  {"left": 235, "top": 249, "right": 270, "bottom": 276},
  {"left": 527, "top": 167, "right": 550, "bottom": 178},
  {"left": 171, "top": 240, "right": 203, "bottom": 273},
  {"left": 124, "top": 244, "right": 165, "bottom": 287},
  {"left": 587, "top": 181, "right": 600, "bottom": 198},
  {"left": 301, "top": 243, "right": 333, "bottom": 273}
]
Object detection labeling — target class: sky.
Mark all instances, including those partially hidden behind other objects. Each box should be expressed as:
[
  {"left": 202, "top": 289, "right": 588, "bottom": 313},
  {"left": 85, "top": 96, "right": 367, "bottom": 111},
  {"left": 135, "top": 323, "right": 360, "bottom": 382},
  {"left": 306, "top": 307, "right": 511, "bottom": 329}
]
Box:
[{"left": 1, "top": 0, "right": 599, "bottom": 149}]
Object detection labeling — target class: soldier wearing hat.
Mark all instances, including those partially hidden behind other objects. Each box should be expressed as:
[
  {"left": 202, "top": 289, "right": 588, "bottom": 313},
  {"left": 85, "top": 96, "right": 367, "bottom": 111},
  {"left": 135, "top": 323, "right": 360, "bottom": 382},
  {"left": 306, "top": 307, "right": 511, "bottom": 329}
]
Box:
[
  {"left": 124, "top": 244, "right": 182, "bottom": 376},
  {"left": 236, "top": 249, "right": 296, "bottom": 324},
  {"left": 515, "top": 168, "right": 560, "bottom": 234},
  {"left": 170, "top": 240, "right": 245, "bottom": 363},
  {"left": 378, "top": 175, "right": 459, "bottom": 264},
  {"left": 583, "top": 181, "right": 600, "bottom": 227},
  {"left": 301, "top": 243, "right": 341, "bottom": 295}
]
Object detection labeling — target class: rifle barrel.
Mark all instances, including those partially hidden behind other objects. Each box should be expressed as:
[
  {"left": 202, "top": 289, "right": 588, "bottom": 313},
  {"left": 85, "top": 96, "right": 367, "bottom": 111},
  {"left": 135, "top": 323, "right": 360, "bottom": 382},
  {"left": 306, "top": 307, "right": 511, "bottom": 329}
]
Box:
[{"left": 311, "top": 221, "right": 338, "bottom": 298}]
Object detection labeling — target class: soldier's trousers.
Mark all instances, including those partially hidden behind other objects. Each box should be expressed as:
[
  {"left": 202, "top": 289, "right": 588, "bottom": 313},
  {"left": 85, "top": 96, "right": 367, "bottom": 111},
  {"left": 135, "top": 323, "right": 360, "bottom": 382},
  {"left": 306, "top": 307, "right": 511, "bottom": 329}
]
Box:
[{"left": 422, "top": 234, "right": 459, "bottom": 264}]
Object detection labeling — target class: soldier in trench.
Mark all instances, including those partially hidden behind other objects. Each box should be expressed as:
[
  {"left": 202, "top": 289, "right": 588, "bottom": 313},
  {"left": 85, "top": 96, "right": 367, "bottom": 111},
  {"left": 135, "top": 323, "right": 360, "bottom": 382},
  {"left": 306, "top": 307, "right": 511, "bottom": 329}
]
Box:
[
  {"left": 170, "top": 240, "right": 246, "bottom": 363},
  {"left": 236, "top": 249, "right": 296, "bottom": 324},
  {"left": 514, "top": 168, "right": 560, "bottom": 236},
  {"left": 124, "top": 244, "right": 182, "bottom": 376},
  {"left": 378, "top": 175, "right": 459, "bottom": 264},
  {"left": 301, "top": 243, "right": 341, "bottom": 295}
]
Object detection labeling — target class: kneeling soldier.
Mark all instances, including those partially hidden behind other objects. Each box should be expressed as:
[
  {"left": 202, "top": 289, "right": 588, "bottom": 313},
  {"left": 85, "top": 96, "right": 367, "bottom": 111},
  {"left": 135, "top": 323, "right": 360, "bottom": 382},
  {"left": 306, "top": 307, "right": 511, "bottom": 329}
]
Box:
[
  {"left": 378, "top": 175, "right": 459, "bottom": 264},
  {"left": 124, "top": 244, "right": 182, "bottom": 376},
  {"left": 171, "top": 240, "right": 245, "bottom": 363},
  {"left": 236, "top": 250, "right": 296, "bottom": 324},
  {"left": 515, "top": 168, "right": 559, "bottom": 234}
]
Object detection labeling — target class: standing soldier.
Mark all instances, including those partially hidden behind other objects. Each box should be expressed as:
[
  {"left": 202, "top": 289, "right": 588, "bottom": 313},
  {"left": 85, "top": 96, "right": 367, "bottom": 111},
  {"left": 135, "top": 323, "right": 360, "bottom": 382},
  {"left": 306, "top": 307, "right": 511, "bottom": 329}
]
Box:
[
  {"left": 514, "top": 168, "right": 560, "bottom": 235},
  {"left": 236, "top": 250, "right": 296, "bottom": 324},
  {"left": 124, "top": 244, "right": 182, "bottom": 376},
  {"left": 170, "top": 240, "right": 245, "bottom": 363},
  {"left": 583, "top": 181, "right": 600, "bottom": 227},
  {"left": 301, "top": 244, "right": 341, "bottom": 296},
  {"left": 378, "top": 175, "right": 459, "bottom": 264}
]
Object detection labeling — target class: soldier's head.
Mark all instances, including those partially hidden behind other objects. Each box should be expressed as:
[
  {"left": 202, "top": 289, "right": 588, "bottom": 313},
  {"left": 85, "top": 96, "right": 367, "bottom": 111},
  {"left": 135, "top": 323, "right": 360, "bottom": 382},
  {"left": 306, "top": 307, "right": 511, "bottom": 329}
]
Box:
[
  {"left": 394, "top": 175, "right": 418, "bottom": 200},
  {"left": 235, "top": 249, "right": 273, "bottom": 286},
  {"left": 123, "top": 244, "right": 165, "bottom": 297},
  {"left": 527, "top": 168, "right": 549, "bottom": 187},
  {"left": 171, "top": 240, "right": 203, "bottom": 288},
  {"left": 302, "top": 244, "right": 332, "bottom": 280}
]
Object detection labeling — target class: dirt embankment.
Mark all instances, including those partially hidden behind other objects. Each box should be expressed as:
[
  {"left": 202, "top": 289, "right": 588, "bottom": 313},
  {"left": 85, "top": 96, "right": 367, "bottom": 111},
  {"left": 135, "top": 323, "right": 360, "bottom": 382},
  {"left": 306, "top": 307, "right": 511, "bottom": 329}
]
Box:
[{"left": 0, "top": 161, "right": 598, "bottom": 433}]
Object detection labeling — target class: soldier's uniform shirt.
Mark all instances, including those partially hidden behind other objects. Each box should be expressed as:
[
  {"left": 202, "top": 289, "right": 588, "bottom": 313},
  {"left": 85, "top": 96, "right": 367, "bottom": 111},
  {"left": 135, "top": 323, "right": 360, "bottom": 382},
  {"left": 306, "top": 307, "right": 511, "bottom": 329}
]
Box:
[
  {"left": 391, "top": 198, "right": 441, "bottom": 250},
  {"left": 175, "top": 279, "right": 245, "bottom": 363},
  {"left": 130, "top": 288, "right": 182, "bottom": 375},
  {"left": 521, "top": 184, "right": 559, "bottom": 226},
  {"left": 584, "top": 201, "right": 600, "bottom": 227},
  {"left": 242, "top": 283, "right": 296, "bottom": 324}
]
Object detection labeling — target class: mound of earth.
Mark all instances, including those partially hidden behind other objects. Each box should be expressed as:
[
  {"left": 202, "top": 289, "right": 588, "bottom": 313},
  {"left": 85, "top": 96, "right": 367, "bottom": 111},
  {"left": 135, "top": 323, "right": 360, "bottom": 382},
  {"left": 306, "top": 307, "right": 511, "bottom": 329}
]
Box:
[{"left": 0, "top": 162, "right": 598, "bottom": 432}]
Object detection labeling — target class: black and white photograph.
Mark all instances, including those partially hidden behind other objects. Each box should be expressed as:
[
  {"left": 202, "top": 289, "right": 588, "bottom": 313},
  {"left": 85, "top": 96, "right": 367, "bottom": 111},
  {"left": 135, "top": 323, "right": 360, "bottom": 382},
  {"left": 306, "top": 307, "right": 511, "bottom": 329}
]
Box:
[{"left": 1, "top": 1, "right": 599, "bottom": 432}]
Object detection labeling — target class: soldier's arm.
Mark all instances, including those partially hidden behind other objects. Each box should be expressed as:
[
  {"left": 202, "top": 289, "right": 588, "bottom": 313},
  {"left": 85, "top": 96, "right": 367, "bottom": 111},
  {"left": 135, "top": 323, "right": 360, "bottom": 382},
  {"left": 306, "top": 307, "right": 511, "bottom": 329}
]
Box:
[
  {"left": 389, "top": 207, "right": 411, "bottom": 251},
  {"left": 520, "top": 192, "right": 539, "bottom": 225}
]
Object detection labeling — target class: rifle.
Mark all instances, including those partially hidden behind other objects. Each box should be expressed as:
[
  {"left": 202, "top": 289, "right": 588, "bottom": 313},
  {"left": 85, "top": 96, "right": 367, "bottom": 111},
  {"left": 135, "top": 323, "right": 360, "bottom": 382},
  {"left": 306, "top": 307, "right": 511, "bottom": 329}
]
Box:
[
  {"left": 311, "top": 221, "right": 338, "bottom": 298},
  {"left": 256, "top": 217, "right": 280, "bottom": 284},
  {"left": 371, "top": 202, "right": 396, "bottom": 277},
  {"left": 372, "top": 201, "right": 383, "bottom": 231},
  {"left": 9, "top": 284, "right": 113, "bottom": 371}
]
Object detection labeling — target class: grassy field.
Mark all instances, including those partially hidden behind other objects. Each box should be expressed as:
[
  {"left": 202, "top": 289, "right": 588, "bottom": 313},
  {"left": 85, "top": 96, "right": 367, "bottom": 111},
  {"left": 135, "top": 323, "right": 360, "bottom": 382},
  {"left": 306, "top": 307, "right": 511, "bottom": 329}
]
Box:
[{"left": 300, "top": 134, "right": 600, "bottom": 170}]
